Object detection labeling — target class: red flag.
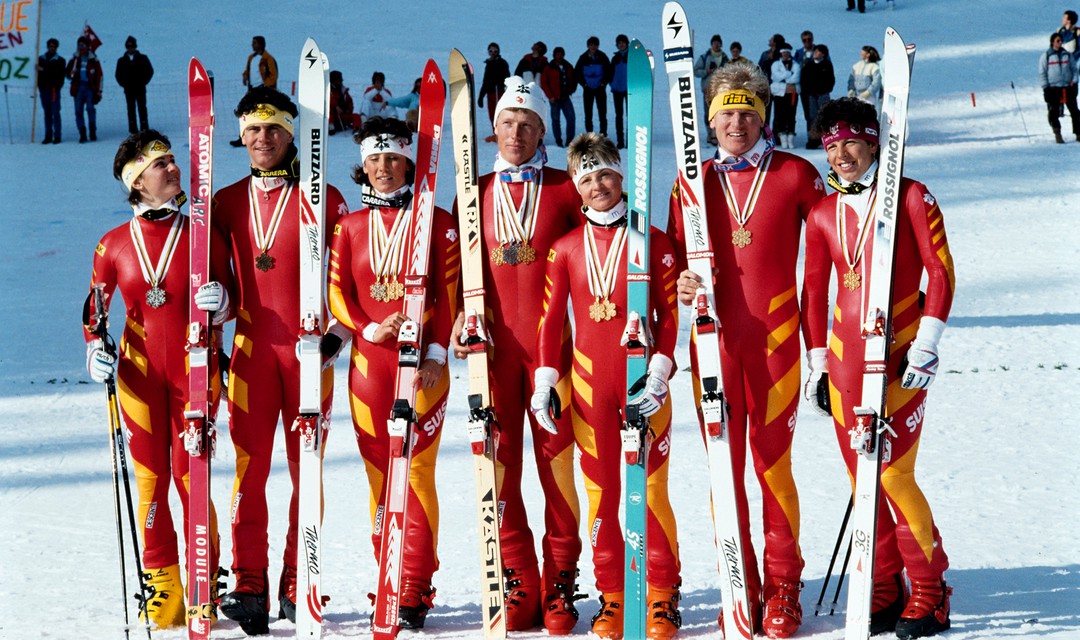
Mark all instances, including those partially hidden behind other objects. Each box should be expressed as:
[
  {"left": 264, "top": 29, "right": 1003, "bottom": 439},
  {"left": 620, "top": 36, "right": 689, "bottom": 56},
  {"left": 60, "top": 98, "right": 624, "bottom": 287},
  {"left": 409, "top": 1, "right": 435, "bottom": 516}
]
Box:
[{"left": 81, "top": 23, "right": 103, "bottom": 51}]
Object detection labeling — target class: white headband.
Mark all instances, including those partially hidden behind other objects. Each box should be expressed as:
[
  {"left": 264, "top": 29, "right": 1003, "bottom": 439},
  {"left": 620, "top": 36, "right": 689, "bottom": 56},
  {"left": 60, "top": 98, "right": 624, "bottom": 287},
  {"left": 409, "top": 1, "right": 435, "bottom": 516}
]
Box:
[
  {"left": 359, "top": 133, "right": 414, "bottom": 162},
  {"left": 121, "top": 140, "right": 171, "bottom": 191},
  {"left": 571, "top": 154, "right": 623, "bottom": 187}
]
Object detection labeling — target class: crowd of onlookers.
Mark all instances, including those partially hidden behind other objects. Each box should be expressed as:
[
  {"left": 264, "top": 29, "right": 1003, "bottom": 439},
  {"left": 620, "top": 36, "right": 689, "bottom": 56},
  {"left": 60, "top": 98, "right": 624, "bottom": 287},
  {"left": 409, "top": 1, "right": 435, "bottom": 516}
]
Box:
[{"left": 1040, "top": 10, "right": 1080, "bottom": 143}]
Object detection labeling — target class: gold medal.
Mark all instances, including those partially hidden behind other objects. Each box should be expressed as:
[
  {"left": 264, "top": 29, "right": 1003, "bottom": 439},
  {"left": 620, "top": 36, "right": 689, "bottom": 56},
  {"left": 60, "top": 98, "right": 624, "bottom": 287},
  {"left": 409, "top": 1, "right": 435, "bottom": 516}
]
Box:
[
  {"left": 255, "top": 251, "right": 275, "bottom": 272},
  {"left": 385, "top": 278, "right": 405, "bottom": 301},
  {"left": 843, "top": 269, "right": 862, "bottom": 291},
  {"left": 517, "top": 243, "right": 536, "bottom": 265},
  {"left": 490, "top": 245, "right": 505, "bottom": 266},
  {"left": 369, "top": 280, "right": 388, "bottom": 302},
  {"left": 588, "top": 297, "right": 617, "bottom": 322},
  {"left": 731, "top": 226, "right": 752, "bottom": 248},
  {"left": 146, "top": 286, "right": 166, "bottom": 308}
]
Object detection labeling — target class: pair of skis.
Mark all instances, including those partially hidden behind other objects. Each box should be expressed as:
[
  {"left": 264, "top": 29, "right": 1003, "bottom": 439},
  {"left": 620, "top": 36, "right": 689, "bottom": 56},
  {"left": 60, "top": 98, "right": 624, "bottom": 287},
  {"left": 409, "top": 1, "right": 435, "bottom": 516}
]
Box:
[{"left": 370, "top": 59, "right": 447, "bottom": 640}]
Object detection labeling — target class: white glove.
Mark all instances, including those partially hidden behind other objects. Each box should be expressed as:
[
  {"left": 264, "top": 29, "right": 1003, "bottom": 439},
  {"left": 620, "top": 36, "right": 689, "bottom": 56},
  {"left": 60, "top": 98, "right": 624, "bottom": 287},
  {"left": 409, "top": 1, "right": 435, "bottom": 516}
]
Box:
[
  {"left": 901, "top": 317, "right": 945, "bottom": 390},
  {"left": 86, "top": 339, "right": 116, "bottom": 383},
  {"left": 529, "top": 366, "right": 561, "bottom": 435},
  {"left": 631, "top": 354, "right": 673, "bottom": 418},
  {"left": 320, "top": 318, "right": 352, "bottom": 370},
  {"left": 194, "top": 281, "right": 230, "bottom": 324},
  {"left": 803, "top": 347, "right": 831, "bottom": 417}
]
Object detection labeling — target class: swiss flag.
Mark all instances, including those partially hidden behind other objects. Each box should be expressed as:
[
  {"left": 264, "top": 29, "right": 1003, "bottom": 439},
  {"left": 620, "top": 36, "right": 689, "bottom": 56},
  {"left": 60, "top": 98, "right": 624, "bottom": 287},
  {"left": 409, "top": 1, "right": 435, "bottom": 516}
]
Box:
[{"left": 81, "top": 22, "right": 103, "bottom": 51}]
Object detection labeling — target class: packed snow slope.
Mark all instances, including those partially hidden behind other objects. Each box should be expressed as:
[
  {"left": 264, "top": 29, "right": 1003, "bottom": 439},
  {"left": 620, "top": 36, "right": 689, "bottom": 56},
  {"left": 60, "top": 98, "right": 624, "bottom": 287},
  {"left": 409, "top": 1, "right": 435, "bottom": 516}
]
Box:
[{"left": 0, "top": 1, "right": 1077, "bottom": 638}]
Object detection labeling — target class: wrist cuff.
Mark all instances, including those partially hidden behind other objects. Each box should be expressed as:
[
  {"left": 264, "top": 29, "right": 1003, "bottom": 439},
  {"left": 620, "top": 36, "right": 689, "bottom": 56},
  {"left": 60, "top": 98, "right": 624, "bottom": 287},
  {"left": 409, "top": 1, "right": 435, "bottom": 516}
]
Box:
[
  {"left": 647, "top": 353, "right": 674, "bottom": 380},
  {"left": 533, "top": 366, "right": 559, "bottom": 389},
  {"left": 807, "top": 347, "right": 828, "bottom": 372},
  {"left": 361, "top": 322, "right": 379, "bottom": 343},
  {"left": 914, "top": 316, "right": 946, "bottom": 350},
  {"left": 424, "top": 343, "right": 448, "bottom": 367}
]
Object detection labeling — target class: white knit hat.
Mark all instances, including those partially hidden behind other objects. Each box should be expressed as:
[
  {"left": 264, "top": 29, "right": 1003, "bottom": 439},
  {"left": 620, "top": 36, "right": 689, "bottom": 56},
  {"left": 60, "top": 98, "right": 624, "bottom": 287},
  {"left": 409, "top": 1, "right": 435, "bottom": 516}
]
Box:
[{"left": 494, "top": 76, "right": 549, "bottom": 134}]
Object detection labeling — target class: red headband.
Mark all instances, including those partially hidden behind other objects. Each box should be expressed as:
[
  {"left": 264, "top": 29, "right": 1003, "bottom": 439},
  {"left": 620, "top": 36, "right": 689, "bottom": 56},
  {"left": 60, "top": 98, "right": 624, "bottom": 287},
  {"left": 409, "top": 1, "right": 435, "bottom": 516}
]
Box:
[{"left": 821, "top": 120, "right": 879, "bottom": 147}]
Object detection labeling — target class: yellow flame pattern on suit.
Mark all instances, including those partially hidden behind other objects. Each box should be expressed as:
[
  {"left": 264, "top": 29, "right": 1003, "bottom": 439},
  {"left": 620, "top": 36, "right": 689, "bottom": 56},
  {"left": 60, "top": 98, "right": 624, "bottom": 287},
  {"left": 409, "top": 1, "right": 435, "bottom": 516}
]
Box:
[
  {"left": 762, "top": 443, "right": 802, "bottom": 562},
  {"left": 765, "top": 361, "right": 800, "bottom": 426},
  {"left": 880, "top": 437, "right": 938, "bottom": 563},
  {"left": 118, "top": 376, "right": 152, "bottom": 434},
  {"left": 231, "top": 443, "right": 252, "bottom": 521}
]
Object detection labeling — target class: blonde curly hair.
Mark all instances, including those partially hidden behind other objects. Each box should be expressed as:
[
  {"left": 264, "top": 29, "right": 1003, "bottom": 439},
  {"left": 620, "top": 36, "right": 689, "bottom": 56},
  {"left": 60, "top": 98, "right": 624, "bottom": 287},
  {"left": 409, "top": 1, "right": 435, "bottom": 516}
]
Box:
[{"left": 704, "top": 60, "right": 770, "bottom": 108}]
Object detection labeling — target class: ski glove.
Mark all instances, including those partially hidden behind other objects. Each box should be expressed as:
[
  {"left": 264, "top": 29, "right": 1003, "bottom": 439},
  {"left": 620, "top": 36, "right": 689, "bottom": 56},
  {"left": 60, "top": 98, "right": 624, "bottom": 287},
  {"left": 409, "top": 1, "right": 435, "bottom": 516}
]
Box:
[
  {"left": 901, "top": 317, "right": 945, "bottom": 390},
  {"left": 320, "top": 318, "right": 352, "bottom": 370},
  {"left": 803, "top": 347, "right": 831, "bottom": 417},
  {"left": 631, "top": 354, "right": 673, "bottom": 418},
  {"left": 86, "top": 339, "right": 116, "bottom": 383},
  {"left": 529, "top": 366, "right": 561, "bottom": 435},
  {"left": 194, "top": 281, "right": 230, "bottom": 324}
]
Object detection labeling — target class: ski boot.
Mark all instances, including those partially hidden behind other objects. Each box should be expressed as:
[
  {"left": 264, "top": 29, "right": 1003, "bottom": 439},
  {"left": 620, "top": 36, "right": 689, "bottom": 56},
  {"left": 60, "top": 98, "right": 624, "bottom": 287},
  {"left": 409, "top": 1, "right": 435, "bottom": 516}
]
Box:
[
  {"left": 399, "top": 577, "right": 436, "bottom": 629},
  {"left": 541, "top": 564, "right": 584, "bottom": 635},
  {"left": 646, "top": 584, "right": 682, "bottom": 640},
  {"left": 870, "top": 573, "right": 907, "bottom": 634},
  {"left": 591, "top": 593, "right": 624, "bottom": 639},
  {"left": 504, "top": 565, "right": 542, "bottom": 630},
  {"left": 761, "top": 577, "right": 802, "bottom": 638},
  {"left": 895, "top": 578, "right": 951, "bottom": 639},
  {"left": 140, "top": 564, "right": 186, "bottom": 629},
  {"left": 219, "top": 568, "right": 270, "bottom": 635},
  {"left": 278, "top": 564, "right": 297, "bottom": 623}
]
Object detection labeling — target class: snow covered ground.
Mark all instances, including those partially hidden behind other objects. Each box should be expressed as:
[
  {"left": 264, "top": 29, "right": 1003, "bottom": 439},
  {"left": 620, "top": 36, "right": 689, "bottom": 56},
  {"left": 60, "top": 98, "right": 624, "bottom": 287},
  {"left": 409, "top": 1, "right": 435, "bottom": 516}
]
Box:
[{"left": 1, "top": 0, "right": 1077, "bottom": 638}]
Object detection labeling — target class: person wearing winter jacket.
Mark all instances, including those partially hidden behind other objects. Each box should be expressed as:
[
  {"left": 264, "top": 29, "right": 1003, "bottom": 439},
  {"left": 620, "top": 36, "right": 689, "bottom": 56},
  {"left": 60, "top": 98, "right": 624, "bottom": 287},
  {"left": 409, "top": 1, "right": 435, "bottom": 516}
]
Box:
[
  {"left": 115, "top": 36, "right": 154, "bottom": 134},
  {"left": 36, "top": 37, "right": 65, "bottom": 144},
  {"left": 694, "top": 34, "right": 730, "bottom": 94},
  {"left": 65, "top": 36, "right": 102, "bottom": 143},
  {"left": 757, "top": 33, "right": 786, "bottom": 123},
  {"left": 329, "top": 70, "right": 357, "bottom": 134},
  {"left": 541, "top": 47, "right": 578, "bottom": 147},
  {"left": 1039, "top": 32, "right": 1080, "bottom": 143},
  {"left": 1057, "top": 10, "right": 1080, "bottom": 54},
  {"left": 609, "top": 34, "right": 629, "bottom": 148},
  {"left": 478, "top": 42, "right": 511, "bottom": 137},
  {"left": 800, "top": 44, "right": 835, "bottom": 149},
  {"left": 359, "top": 71, "right": 393, "bottom": 123},
  {"left": 575, "top": 36, "right": 612, "bottom": 138},
  {"left": 770, "top": 44, "right": 800, "bottom": 148},
  {"left": 515, "top": 41, "right": 549, "bottom": 85},
  {"left": 847, "top": 45, "right": 882, "bottom": 109}
]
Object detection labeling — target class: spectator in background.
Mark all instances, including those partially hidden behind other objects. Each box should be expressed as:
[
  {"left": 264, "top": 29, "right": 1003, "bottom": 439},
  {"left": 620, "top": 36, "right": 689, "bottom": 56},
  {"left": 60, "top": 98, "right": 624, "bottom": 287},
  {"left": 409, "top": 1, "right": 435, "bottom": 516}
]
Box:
[
  {"left": 847, "top": 45, "right": 882, "bottom": 109},
  {"left": 515, "top": 41, "right": 549, "bottom": 85},
  {"left": 231, "top": 35, "right": 278, "bottom": 147},
  {"left": 36, "top": 37, "right": 65, "bottom": 144},
  {"left": 757, "top": 33, "right": 786, "bottom": 123},
  {"left": 770, "top": 43, "right": 800, "bottom": 149},
  {"left": 575, "top": 36, "right": 611, "bottom": 139},
  {"left": 541, "top": 47, "right": 577, "bottom": 147},
  {"left": 387, "top": 77, "right": 422, "bottom": 132},
  {"left": 729, "top": 41, "right": 748, "bottom": 65},
  {"left": 329, "top": 70, "right": 357, "bottom": 135},
  {"left": 1039, "top": 32, "right": 1080, "bottom": 143},
  {"left": 479, "top": 42, "right": 511, "bottom": 141},
  {"left": 1057, "top": 11, "right": 1080, "bottom": 53},
  {"left": 800, "top": 44, "right": 834, "bottom": 149},
  {"left": 609, "top": 34, "right": 629, "bottom": 149},
  {"left": 847, "top": 0, "right": 867, "bottom": 12},
  {"left": 360, "top": 71, "right": 393, "bottom": 123},
  {"left": 793, "top": 30, "right": 815, "bottom": 66},
  {"left": 66, "top": 36, "right": 101, "bottom": 143},
  {"left": 695, "top": 34, "right": 730, "bottom": 145},
  {"left": 115, "top": 36, "right": 154, "bottom": 134}
]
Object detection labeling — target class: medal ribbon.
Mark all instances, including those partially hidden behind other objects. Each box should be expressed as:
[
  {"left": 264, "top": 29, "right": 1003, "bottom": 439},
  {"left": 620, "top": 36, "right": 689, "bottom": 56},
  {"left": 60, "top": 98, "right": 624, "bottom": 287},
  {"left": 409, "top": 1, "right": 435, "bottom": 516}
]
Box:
[
  {"left": 719, "top": 154, "right": 771, "bottom": 231},
  {"left": 248, "top": 180, "right": 293, "bottom": 257},
  {"left": 368, "top": 204, "right": 411, "bottom": 281},
  {"left": 583, "top": 223, "right": 627, "bottom": 300},
  {"left": 128, "top": 212, "right": 183, "bottom": 289},
  {"left": 493, "top": 171, "right": 542, "bottom": 246}
]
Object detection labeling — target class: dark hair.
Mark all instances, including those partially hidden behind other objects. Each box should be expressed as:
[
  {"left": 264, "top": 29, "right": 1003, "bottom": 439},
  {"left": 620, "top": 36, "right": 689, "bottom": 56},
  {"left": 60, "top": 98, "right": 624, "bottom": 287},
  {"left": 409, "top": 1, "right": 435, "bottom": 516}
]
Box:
[
  {"left": 351, "top": 117, "right": 415, "bottom": 187},
  {"left": 77, "top": 36, "right": 89, "bottom": 46},
  {"left": 553, "top": 46, "right": 565, "bottom": 57},
  {"left": 46, "top": 37, "right": 58, "bottom": 47},
  {"left": 813, "top": 97, "right": 878, "bottom": 144},
  {"left": 253, "top": 35, "right": 266, "bottom": 48},
  {"left": 801, "top": 30, "right": 814, "bottom": 39},
  {"left": 862, "top": 45, "right": 880, "bottom": 63},
  {"left": 1051, "top": 32, "right": 1064, "bottom": 46},
  {"left": 771, "top": 33, "right": 786, "bottom": 46},
  {"left": 234, "top": 86, "right": 298, "bottom": 118},
  {"left": 587, "top": 36, "right": 600, "bottom": 47},
  {"left": 616, "top": 34, "right": 629, "bottom": 45},
  {"left": 533, "top": 41, "right": 547, "bottom": 55},
  {"left": 488, "top": 42, "right": 500, "bottom": 53},
  {"left": 1067, "top": 10, "right": 1078, "bottom": 24},
  {"left": 113, "top": 129, "right": 173, "bottom": 205},
  {"left": 731, "top": 41, "right": 742, "bottom": 51},
  {"left": 330, "top": 70, "right": 343, "bottom": 83},
  {"left": 813, "top": 44, "right": 829, "bottom": 57},
  {"left": 711, "top": 34, "right": 722, "bottom": 44},
  {"left": 372, "top": 71, "right": 385, "bottom": 84}
]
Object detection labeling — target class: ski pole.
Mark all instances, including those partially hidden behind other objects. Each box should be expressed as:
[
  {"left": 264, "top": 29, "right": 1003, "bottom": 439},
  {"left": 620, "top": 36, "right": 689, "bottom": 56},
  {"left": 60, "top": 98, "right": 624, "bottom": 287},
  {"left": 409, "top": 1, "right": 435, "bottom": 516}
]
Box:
[
  {"left": 830, "top": 530, "right": 853, "bottom": 615},
  {"left": 1010, "top": 81, "right": 1031, "bottom": 142},
  {"left": 815, "top": 494, "right": 854, "bottom": 615}
]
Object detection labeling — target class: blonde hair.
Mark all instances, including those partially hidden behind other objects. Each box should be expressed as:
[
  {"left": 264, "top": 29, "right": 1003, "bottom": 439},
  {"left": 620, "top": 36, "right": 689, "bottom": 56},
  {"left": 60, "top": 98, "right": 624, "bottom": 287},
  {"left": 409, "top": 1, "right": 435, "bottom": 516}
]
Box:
[
  {"left": 566, "top": 133, "right": 620, "bottom": 177},
  {"left": 705, "top": 60, "right": 770, "bottom": 108}
]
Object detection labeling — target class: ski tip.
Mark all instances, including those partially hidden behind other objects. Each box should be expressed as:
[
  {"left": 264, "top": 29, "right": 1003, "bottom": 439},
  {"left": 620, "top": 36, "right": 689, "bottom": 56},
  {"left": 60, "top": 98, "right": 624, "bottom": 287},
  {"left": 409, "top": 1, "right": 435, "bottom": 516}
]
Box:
[{"left": 423, "top": 58, "right": 443, "bottom": 85}]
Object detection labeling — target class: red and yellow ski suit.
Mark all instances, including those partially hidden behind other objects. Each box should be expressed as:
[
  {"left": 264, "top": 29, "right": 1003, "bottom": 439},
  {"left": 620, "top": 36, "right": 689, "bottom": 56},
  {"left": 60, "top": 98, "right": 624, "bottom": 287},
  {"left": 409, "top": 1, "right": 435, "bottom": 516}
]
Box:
[
  {"left": 538, "top": 223, "right": 681, "bottom": 593},
  {"left": 326, "top": 204, "right": 460, "bottom": 583},
  {"left": 85, "top": 211, "right": 233, "bottom": 571},
  {"left": 473, "top": 167, "right": 584, "bottom": 573},
  {"left": 801, "top": 178, "right": 955, "bottom": 582},
  {"left": 668, "top": 152, "right": 824, "bottom": 592},
  {"left": 212, "top": 177, "right": 348, "bottom": 574}
]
